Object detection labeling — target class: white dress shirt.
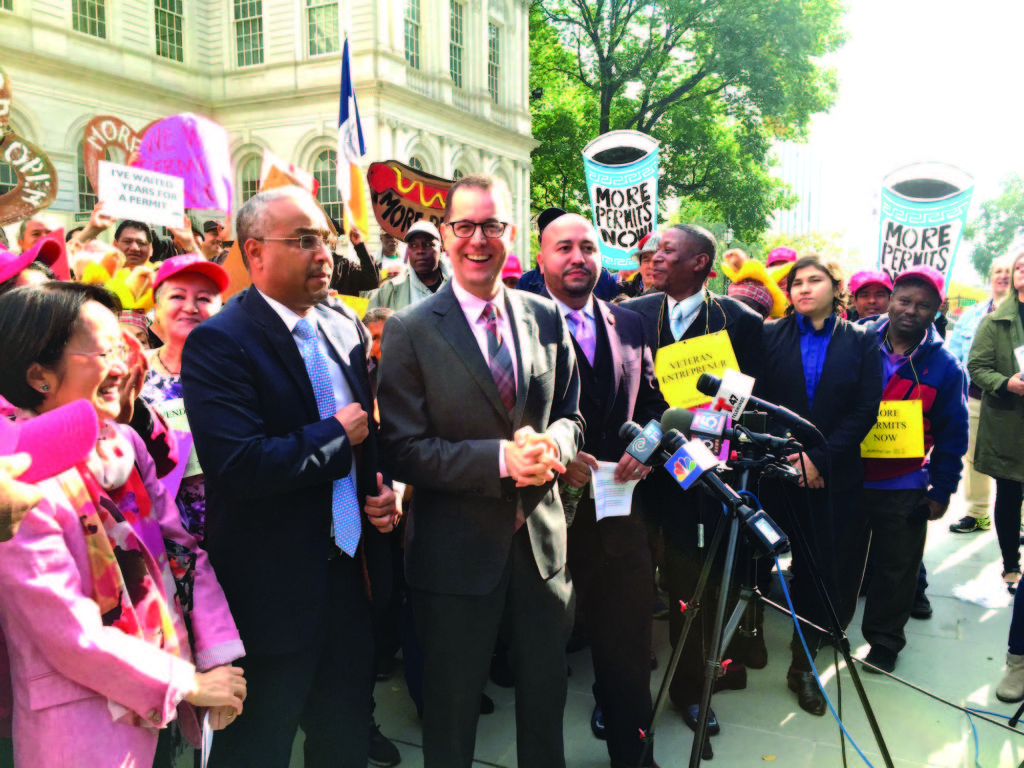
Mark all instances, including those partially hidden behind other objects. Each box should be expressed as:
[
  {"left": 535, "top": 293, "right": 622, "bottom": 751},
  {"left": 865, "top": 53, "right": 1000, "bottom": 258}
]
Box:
[
  {"left": 257, "top": 288, "right": 359, "bottom": 489},
  {"left": 450, "top": 278, "right": 521, "bottom": 478},
  {"left": 666, "top": 288, "right": 707, "bottom": 340}
]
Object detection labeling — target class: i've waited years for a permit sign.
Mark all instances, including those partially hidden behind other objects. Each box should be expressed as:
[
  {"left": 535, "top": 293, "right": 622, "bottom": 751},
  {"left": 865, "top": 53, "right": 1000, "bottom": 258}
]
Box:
[{"left": 98, "top": 160, "right": 184, "bottom": 229}]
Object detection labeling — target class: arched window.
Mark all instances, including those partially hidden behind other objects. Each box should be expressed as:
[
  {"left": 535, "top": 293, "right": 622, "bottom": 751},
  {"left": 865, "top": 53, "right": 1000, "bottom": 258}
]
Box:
[
  {"left": 0, "top": 160, "right": 15, "bottom": 197},
  {"left": 76, "top": 138, "right": 123, "bottom": 212},
  {"left": 452, "top": 167, "right": 467, "bottom": 182},
  {"left": 408, "top": 155, "right": 425, "bottom": 172},
  {"left": 77, "top": 140, "right": 98, "bottom": 212},
  {"left": 239, "top": 155, "right": 261, "bottom": 204},
  {"left": 313, "top": 149, "right": 345, "bottom": 223}
]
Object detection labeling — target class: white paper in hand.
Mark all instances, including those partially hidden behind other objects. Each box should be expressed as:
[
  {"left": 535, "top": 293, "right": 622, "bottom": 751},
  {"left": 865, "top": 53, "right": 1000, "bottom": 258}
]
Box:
[
  {"left": 1014, "top": 344, "right": 1024, "bottom": 374},
  {"left": 201, "top": 710, "right": 213, "bottom": 768},
  {"left": 592, "top": 461, "right": 639, "bottom": 521}
]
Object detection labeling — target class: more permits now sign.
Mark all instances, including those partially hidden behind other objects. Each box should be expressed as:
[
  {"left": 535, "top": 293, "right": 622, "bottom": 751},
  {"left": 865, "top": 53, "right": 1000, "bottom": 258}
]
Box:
[
  {"left": 582, "top": 131, "right": 659, "bottom": 271},
  {"left": 860, "top": 399, "right": 924, "bottom": 458},
  {"left": 877, "top": 162, "right": 974, "bottom": 285},
  {"left": 98, "top": 160, "right": 184, "bottom": 229}
]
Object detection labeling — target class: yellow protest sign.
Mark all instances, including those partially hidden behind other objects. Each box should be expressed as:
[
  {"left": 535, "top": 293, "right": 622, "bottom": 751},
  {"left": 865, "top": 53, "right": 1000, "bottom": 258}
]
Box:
[
  {"left": 339, "top": 293, "right": 369, "bottom": 318},
  {"left": 860, "top": 400, "right": 924, "bottom": 458},
  {"left": 654, "top": 330, "right": 739, "bottom": 409}
]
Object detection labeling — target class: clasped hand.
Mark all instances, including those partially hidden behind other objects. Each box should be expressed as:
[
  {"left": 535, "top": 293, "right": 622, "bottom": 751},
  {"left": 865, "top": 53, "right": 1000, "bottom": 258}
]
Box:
[{"left": 505, "top": 426, "right": 566, "bottom": 487}]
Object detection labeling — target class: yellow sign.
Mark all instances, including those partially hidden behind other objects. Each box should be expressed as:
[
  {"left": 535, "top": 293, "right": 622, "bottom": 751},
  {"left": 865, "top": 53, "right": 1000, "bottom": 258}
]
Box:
[
  {"left": 654, "top": 330, "right": 739, "bottom": 409},
  {"left": 860, "top": 400, "right": 925, "bottom": 458},
  {"left": 339, "top": 294, "right": 370, "bottom": 318}
]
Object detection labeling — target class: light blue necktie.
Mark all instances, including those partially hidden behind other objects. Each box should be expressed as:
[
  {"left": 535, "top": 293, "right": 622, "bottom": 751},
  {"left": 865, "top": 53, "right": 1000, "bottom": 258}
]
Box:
[
  {"left": 670, "top": 302, "right": 686, "bottom": 341},
  {"left": 294, "top": 317, "right": 361, "bottom": 556}
]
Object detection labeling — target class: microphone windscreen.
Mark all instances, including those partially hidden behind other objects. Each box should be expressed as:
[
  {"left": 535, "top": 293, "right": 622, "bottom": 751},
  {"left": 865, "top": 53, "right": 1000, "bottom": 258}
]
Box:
[
  {"left": 661, "top": 408, "right": 694, "bottom": 437},
  {"left": 696, "top": 373, "right": 721, "bottom": 397}
]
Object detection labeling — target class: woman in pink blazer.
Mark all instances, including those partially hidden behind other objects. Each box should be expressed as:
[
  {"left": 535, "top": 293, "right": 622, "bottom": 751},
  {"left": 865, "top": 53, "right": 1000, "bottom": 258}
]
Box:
[{"left": 0, "top": 282, "right": 246, "bottom": 767}]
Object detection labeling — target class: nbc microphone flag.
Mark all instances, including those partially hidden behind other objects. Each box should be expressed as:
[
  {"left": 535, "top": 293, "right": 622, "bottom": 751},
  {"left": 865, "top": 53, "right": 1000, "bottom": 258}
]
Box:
[{"left": 338, "top": 37, "right": 369, "bottom": 235}]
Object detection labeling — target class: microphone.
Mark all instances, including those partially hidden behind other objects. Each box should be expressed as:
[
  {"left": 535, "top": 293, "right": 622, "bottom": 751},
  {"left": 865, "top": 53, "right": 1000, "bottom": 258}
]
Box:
[
  {"left": 662, "top": 408, "right": 802, "bottom": 455},
  {"left": 696, "top": 373, "right": 818, "bottom": 437},
  {"left": 619, "top": 419, "right": 663, "bottom": 465},
  {"left": 619, "top": 421, "right": 685, "bottom": 467},
  {"left": 660, "top": 434, "right": 790, "bottom": 557}
]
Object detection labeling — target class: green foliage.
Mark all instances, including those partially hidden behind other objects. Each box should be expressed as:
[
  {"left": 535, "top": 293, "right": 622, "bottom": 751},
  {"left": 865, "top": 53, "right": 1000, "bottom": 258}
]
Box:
[
  {"left": 529, "top": 0, "right": 845, "bottom": 242},
  {"left": 964, "top": 174, "right": 1024, "bottom": 279}
]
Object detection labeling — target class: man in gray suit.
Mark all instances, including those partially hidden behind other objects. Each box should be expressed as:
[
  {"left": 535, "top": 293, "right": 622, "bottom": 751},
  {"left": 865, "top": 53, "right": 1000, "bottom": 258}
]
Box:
[{"left": 377, "top": 173, "right": 584, "bottom": 768}]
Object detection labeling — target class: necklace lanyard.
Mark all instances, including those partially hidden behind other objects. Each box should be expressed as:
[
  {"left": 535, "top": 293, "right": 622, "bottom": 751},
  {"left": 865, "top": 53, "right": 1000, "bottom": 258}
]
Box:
[{"left": 658, "top": 289, "right": 713, "bottom": 342}]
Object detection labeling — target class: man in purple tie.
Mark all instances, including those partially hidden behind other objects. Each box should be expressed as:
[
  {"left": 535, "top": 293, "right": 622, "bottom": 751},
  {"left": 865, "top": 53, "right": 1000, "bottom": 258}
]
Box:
[
  {"left": 377, "top": 174, "right": 584, "bottom": 768},
  {"left": 537, "top": 212, "right": 667, "bottom": 768}
]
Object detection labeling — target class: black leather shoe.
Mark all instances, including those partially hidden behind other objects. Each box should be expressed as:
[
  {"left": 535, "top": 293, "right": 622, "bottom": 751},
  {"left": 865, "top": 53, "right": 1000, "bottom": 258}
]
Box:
[
  {"left": 479, "top": 693, "right": 495, "bottom": 715},
  {"left": 787, "top": 668, "right": 826, "bottom": 716},
  {"left": 745, "top": 629, "right": 768, "bottom": 669},
  {"left": 681, "top": 704, "right": 720, "bottom": 735},
  {"left": 590, "top": 703, "right": 606, "bottom": 740},
  {"left": 713, "top": 663, "right": 747, "bottom": 692},
  {"left": 910, "top": 593, "right": 933, "bottom": 620}
]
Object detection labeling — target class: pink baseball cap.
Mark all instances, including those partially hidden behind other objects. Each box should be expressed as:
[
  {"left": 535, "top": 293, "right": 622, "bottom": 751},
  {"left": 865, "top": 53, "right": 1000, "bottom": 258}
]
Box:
[
  {"left": 766, "top": 246, "right": 797, "bottom": 267},
  {"left": 502, "top": 253, "right": 523, "bottom": 282},
  {"left": 0, "top": 229, "right": 65, "bottom": 284},
  {"left": 0, "top": 400, "right": 98, "bottom": 484},
  {"left": 894, "top": 264, "right": 946, "bottom": 303},
  {"left": 848, "top": 270, "right": 893, "bottom": 297},
  {"left": 153, "top": 254, "right": 230, "bottom": 294}
]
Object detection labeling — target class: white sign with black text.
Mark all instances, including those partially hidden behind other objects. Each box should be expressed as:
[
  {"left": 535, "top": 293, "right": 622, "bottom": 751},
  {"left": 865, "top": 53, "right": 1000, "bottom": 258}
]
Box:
[{"left": 97, "top": 160, "right": 184, "bottom": 229}]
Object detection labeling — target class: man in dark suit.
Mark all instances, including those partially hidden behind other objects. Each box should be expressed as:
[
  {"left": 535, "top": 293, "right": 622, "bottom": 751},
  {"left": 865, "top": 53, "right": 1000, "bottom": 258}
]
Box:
[
  {"left": 181, "top": 187, "right": 397, "bottom": 768},
  {"left": 377, "top": 174, "right": 584, "bottom": 768},
  {"left": 538, "top": 212, "right": 667, "bottom": 768},
  {"left": 622, "top": 224, "right": 764, "bottom": 742}
]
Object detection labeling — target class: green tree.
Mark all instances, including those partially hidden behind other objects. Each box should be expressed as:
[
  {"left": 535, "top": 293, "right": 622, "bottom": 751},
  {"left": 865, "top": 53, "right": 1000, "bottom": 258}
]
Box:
[
  {"left": 964, "top": 174, "right": 1024, "bottom": 279},
  {"left": 529, "top": 0, "right": 845, "bottom": 241}
]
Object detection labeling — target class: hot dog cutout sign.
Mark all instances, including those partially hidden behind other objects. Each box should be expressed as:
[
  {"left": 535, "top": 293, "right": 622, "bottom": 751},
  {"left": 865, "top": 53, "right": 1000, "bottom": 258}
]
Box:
[{"left": 367, "top": 160, "right": 452, "bottom": 241}]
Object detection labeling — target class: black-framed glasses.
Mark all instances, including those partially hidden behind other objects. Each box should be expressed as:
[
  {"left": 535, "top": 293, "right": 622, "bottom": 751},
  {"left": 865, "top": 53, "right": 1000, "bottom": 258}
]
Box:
[
  {"left": 256, "top": 235, "right": 327, "bottom": 251},
  {"left": 448, "top": 220, "right": 509, "bottom": 239}
]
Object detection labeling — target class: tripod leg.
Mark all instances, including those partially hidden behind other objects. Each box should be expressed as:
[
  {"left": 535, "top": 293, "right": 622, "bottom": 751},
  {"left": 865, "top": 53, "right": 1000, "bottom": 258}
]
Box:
[
  {"left": 643, "top": 510, "right": 729, "bottom": 764},
  {"left": 687, "top": 516, "right": 743, "bottom": 768}
]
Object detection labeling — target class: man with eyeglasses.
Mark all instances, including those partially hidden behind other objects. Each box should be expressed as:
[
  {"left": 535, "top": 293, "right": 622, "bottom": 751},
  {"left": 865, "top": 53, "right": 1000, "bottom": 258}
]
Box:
[
  {"left": 181, "top": 186, "right": 397, "bottom": 768},
  {"left": 378, "top": 173, "right": 584, "bottom": 768},
  {"left": 368, "top": 221, "right": 450, "bottom": 311}
]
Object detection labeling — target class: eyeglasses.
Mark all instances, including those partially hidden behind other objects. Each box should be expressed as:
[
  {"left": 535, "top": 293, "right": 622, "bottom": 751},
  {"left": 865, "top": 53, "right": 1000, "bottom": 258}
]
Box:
[
  {"left": 66, "top": 344, "right": 130, "bottom": 364},
  {"left": 447, "top": 220, "right": 509, "bottom": 239},
  {"left": 256, "top": 235, "right": 328, "bottom": 251}
]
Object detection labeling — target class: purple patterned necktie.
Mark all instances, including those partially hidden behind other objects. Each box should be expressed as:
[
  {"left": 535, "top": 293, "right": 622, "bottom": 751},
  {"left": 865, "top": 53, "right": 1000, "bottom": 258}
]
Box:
[
  {"left": 482, "top": 302, "right": 516, "bottom": 413},
  {"left": 567, "top": 310, "right": 595, "bottom": 366}
]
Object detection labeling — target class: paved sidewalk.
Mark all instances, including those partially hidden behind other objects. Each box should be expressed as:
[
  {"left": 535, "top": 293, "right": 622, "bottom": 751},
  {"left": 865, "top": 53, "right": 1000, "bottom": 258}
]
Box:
[{"left": 188, "top": 487, "right": 1024, "bottom": 767}]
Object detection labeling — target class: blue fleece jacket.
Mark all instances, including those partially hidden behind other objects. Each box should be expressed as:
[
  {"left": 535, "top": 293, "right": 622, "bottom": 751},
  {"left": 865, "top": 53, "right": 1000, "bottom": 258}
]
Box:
[{"left": 861, "top": 317, "right": 969, "bottom": 505}]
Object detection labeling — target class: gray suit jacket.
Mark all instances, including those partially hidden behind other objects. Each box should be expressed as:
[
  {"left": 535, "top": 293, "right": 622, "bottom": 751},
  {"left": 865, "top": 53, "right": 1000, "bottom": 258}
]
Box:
[{"left": 377, "top": 281, "right": 584, "bottom": 595}]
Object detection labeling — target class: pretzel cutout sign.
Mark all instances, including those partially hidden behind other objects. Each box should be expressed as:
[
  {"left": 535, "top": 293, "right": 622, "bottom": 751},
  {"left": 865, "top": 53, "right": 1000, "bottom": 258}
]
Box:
[
  {"left": 0, "top": 67, "right": 58, "bottom": 227},
  {"left": 82, "top": 115, "right": 153, "bottom": 197}
]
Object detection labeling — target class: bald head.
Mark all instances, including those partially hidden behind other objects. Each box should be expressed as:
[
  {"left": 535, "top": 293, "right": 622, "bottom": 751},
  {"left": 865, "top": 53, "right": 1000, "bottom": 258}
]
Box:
[
  {"left": 538, "top": 213, "right": 601, "bottom": 309},
  {"left": 17, "top": 215, "right": 57, "bottom": 252}
]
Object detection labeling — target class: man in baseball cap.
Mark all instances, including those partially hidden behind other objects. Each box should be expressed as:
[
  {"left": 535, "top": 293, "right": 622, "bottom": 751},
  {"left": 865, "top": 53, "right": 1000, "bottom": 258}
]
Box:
[
  {"left": 368, "top": 220, "right": 449, "bottom": 311},
  {"left": 848, "top": 270, "right": 894, "bottom": 322}
]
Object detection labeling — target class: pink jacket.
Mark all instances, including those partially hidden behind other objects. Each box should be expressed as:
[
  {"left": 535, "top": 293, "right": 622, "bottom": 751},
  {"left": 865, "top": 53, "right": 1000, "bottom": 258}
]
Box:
[{"left": 0, "top": 426, "right": 243, "bottom": 767}]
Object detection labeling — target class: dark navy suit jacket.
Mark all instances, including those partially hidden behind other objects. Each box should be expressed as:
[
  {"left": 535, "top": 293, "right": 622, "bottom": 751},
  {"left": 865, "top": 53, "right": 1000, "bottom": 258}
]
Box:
[{"left": 181, "top": 287, "right": 390, "bottom": 655}]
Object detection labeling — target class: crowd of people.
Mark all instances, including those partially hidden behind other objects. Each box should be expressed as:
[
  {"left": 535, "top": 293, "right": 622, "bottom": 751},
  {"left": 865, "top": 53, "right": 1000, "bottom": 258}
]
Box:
[{"left": 0, "top": 173, "right": 1022, "bottom": 768}]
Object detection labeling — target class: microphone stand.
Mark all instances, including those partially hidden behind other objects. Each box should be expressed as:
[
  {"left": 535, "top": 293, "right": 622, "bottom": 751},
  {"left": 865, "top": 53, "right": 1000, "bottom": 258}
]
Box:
[{"left": 637, "top": 453, "right": 894, "bottom": 768}]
